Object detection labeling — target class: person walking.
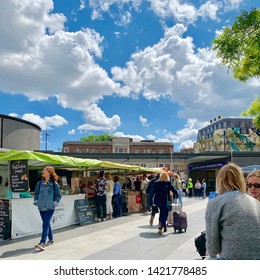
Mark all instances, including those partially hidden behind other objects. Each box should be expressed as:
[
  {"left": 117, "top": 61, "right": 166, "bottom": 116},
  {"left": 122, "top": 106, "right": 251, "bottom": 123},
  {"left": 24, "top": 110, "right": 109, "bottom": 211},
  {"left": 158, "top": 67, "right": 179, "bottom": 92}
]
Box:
[
  {"left": 181, "top": 179, "right": 188, "bottom": 196},
  {"left": 33, "top": 166, "right": 62, "bottom": 251},
  {"left": 140, "top": 174, "right": 150, "bottom": 211},
  {"left": 149, "top": 171, "right": 175, "bottom": 234},
  {"left": 201, "top": 179, "right": 207, "bottom": 199},
  {"left": 205, "top": 163, "right": 260, "bottom": 259},
  {"left": 94, "top": 170, "right": 107, "bottom": 222},
  {"left": 187, "top": 178, "right": 193, "bottom": 198},
  {"left": 147, "top": 173, "right": 160, "bottom": 225},
  {"left": 105, "top": 172, "right": 114, "bottom": 219},
  {"left": 173, "top": 173, "right": 183, "bottom": 209},
  {"left": 195, "top": 179, "right": 202, "bottom": 197}
]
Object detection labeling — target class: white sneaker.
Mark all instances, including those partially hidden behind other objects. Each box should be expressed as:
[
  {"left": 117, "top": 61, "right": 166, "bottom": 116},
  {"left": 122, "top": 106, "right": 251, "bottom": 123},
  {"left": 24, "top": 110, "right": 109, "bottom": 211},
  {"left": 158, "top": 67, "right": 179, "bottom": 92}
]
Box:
[{"left": 35, "top": 243, "right": 45, "bottom": 251}]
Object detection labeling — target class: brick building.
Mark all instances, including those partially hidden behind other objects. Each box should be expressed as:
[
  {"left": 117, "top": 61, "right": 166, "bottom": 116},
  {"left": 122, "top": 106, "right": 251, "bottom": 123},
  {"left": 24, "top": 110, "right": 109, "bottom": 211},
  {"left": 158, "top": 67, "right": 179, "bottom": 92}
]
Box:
[{"left": 63, "top": 137, "right": 174, "bottom": 154}]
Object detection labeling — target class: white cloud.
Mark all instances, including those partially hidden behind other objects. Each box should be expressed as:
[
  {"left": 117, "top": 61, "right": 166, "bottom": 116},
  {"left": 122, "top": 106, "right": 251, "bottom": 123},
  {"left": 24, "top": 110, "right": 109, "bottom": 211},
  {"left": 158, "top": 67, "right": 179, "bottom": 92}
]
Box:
[
  {"left": 0, "top": 0, "right": 120, "bottom": 110},
  {"left": 112, "top": 23, "right": 259, "bottom": 124},
  {"left": 139, "top": 115, "right": 149, "bottom": 127},
  {"left": 161, "top": 118, "right": 201, "bottom": 150},
  {"left": 78, "top": 104, "right": 121, "bottom": 132},
  {"left": 10, "top": 113, "right": 68, "bottom": 130},
  {"left": 114, "top": 131, "right": 144, "bottom": 142},
  {"left": 89, "top": 0, "right": 142, "bottom": 24},
  {"left": 68, "top": 129, "right": 76, "bottom": 135}
]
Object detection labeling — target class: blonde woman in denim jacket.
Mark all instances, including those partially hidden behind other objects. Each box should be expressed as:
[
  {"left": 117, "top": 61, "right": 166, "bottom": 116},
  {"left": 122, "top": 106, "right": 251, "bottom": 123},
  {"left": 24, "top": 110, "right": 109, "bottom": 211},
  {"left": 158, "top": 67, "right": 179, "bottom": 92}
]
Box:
[{"left": 33, "top": 166, "right": 62, "bottom": 251}]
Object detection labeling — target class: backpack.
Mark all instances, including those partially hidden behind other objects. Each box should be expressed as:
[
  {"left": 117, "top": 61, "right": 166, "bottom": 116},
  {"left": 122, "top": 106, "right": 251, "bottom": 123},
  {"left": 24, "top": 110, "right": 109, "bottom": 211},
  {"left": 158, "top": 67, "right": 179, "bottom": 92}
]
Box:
[{"left": 194, "top": 231, "right": 206, "bottom": 259}]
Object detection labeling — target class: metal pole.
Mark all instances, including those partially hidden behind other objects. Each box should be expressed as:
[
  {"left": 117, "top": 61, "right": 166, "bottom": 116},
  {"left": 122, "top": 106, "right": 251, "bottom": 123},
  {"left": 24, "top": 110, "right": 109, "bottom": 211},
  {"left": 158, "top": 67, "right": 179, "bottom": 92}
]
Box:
[
  {"left": 170, "top": 148, "right": 173, "bottom": 171},
  {"left": 223, "top": 130, "right": 226, "bottom": 151},
  {"left": 45, "top": 130, "right": 49, "bottom": 151}
]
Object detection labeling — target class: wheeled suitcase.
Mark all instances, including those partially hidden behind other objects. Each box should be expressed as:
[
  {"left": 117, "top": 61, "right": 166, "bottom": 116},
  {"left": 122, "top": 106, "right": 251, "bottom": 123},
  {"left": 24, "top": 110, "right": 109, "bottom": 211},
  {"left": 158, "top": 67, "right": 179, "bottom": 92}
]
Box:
[
  {"left": 173, "top": 210, "right": 187, "bottom": 233},
  {"left": 167, "top": 203, "right": 181, "bottom": 226}
]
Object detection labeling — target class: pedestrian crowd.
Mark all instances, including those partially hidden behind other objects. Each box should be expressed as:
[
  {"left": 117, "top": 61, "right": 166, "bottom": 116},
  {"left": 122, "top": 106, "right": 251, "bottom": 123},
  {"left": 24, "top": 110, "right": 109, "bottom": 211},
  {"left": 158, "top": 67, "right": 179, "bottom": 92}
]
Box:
[{"left": 31, "top": 163, "right": 260, "bottom": 259}]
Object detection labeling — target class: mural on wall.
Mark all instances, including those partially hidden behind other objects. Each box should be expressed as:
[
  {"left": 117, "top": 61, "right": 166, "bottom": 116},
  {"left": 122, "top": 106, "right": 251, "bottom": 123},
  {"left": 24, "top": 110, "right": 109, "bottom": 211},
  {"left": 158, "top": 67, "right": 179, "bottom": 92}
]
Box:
[{"left": 194, "top": 128, "right": 259, "bottom": 152}]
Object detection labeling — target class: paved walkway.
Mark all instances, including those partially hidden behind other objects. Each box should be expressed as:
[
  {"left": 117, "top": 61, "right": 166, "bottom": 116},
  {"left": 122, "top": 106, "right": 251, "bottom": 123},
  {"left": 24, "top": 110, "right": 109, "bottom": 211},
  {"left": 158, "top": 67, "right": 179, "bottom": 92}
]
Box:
[{"left": 0, "top": 197, "right": 207, "bottom": 260}]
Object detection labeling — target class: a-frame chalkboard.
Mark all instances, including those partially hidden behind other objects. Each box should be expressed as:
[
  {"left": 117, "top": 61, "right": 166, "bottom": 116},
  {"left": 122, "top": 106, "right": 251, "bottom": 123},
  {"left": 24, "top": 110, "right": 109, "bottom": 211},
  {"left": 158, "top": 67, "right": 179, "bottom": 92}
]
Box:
[{"left": 74, "top": 199, "right": 94, "bottom": 225}]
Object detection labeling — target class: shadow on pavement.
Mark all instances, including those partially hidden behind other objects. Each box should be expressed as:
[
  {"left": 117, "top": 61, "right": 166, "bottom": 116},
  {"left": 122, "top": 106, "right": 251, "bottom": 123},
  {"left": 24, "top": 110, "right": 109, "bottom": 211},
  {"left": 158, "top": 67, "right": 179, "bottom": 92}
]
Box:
[
  {"left": 0, "top": 247, "right": 41, "bottom": 258},
  {"left": 139, "top": 232, "right": 168, "bottom": 239}
]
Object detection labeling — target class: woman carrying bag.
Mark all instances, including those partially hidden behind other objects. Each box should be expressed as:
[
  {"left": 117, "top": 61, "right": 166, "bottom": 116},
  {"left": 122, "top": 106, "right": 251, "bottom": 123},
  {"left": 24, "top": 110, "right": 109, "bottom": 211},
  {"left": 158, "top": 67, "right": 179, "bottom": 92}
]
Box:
[{"left": 149, "top": 171, "right": 175, "bottom": 234}]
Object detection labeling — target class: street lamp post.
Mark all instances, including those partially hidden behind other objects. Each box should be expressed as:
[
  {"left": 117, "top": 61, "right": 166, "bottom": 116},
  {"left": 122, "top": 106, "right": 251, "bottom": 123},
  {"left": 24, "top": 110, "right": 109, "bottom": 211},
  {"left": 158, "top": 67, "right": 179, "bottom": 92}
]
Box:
[
  {"left": 170, "top": 147, "right": 173, "bottom": 172},
  {"left": 223, "top": 130, "right": 226, "bottom": 151},
  {"left": 45, "top": 130, "right": 49, "bottom": 151}
]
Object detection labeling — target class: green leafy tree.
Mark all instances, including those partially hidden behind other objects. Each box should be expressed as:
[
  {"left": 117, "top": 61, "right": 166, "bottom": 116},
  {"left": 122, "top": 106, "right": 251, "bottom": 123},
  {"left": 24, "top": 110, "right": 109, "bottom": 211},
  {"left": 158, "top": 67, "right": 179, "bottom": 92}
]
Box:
[
  {"left": 212, "top": 8, "right": 260, "bottom": 130},
  {"left": 80, "top": 133, "right": 114, "bottom": 142},
  {"left": 241, "top": 96, "right": 260, "bottom": 129},
  {"left": 212, "top": 8, "right": 260, "bottom": 82}
]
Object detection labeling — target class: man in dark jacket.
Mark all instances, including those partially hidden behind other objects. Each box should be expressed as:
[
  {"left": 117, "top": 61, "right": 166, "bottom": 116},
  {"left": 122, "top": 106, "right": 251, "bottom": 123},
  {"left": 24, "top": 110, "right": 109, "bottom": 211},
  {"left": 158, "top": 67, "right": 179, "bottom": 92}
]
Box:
[{"left": 147, "top": 173, "right": 160, "bottom": 225}]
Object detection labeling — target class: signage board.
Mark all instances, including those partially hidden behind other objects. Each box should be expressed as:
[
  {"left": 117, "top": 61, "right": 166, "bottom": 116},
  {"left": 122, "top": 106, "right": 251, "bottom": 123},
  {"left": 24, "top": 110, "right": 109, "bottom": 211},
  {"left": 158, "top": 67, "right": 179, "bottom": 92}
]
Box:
[
  {"left": 0, "top": 200, "right": 11, "bottom": 240},
  {"left": 10, "top": 160, "right": 29, "bottom": 192},
  {"left": 74, "top": 199, "right": 94, "bottom": 225}
]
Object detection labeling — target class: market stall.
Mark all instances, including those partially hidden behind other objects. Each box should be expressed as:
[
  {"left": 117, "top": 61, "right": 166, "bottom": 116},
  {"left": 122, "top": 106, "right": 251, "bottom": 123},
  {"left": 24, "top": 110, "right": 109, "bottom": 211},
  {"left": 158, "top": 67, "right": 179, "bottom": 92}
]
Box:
[{"left": 0, "top": 148, "right": 156, "bottom": 239}]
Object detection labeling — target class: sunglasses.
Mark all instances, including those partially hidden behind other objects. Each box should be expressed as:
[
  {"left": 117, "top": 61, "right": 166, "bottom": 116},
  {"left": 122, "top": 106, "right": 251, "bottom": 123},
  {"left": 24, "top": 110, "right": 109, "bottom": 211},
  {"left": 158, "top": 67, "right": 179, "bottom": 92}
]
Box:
[{"left": 246, "top": 183, "right": 260, "bottom": 189}]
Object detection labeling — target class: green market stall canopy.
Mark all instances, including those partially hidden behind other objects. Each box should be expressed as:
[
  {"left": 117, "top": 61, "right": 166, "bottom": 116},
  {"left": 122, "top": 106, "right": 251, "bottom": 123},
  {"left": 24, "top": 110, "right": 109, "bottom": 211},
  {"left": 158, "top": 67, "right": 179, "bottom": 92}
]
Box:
[{"left": 0, "top": 149, "right": 160, "bottom": 174}]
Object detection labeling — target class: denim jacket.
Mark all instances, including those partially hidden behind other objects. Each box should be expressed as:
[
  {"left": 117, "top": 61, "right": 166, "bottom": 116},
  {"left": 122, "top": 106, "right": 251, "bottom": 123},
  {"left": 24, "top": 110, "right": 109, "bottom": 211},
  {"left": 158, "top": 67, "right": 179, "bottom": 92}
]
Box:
[{"left": 34, "top": 180, "right": 62, "bottom": 211}]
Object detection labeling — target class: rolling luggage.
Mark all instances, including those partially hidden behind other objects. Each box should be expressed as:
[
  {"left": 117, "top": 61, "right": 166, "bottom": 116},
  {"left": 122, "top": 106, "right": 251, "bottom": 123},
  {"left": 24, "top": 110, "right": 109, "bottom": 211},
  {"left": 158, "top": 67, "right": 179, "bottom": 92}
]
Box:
[
  {"left": 167, "top": 203, "right": 181, "bottom": 226},
  {"left": 173, "top": 210, "right": 187, "bottom": 233}
]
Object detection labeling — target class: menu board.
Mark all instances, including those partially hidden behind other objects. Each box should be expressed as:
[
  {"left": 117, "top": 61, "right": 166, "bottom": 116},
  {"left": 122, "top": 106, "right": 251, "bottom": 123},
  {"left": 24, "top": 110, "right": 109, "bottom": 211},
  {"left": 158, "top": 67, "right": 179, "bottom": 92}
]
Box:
[
  {"left": 74, "top": 199, "right": 94, "bottom": 225},
  {"left": 0, "top": 200, "right": 11, "bottom": 240},
  {"left": 10, "top": 160, "right": 29, "bottom": 192}
]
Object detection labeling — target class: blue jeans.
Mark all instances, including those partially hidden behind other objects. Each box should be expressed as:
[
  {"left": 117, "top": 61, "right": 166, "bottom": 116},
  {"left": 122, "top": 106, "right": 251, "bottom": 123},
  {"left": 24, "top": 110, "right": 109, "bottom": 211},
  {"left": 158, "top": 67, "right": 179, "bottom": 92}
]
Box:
[
  {"left": 39, "top": 209, "right": 55, "bottom": 244},
  {"left": 174, "top": 189, "right": 183, "bottom": 208}
]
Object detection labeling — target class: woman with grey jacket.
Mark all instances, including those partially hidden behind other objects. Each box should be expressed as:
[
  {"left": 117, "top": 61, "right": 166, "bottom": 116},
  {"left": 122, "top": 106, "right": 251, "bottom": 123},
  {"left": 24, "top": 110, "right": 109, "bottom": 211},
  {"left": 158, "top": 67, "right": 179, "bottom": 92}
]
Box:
[
  {"left": 205, "top": 163, "right": 260, "bottom": 260},
  {"left": 33, "top": 166, "right": 62, "bottom": 251}
]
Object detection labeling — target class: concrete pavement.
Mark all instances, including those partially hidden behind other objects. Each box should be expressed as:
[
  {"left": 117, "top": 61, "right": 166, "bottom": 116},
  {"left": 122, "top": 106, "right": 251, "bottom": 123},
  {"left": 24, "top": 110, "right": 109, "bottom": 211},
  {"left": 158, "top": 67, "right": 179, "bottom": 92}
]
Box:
[{"left": 0, "top": 196, "right": 208, "bottom": 260}]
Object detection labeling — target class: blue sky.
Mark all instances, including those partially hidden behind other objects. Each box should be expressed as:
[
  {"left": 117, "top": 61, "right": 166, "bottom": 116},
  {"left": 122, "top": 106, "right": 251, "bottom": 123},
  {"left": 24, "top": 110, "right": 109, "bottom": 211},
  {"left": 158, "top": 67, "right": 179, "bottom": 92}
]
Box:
[{"left": 0, "top": 0, "right": 259, "bottom": 152}]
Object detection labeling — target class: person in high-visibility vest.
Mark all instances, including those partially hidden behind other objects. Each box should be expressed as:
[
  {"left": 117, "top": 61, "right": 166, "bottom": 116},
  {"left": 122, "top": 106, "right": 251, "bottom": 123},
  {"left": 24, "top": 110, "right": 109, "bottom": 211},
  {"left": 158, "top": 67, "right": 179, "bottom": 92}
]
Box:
[{"left": 187, "top": 178, "right": 193, "bottom": 198}]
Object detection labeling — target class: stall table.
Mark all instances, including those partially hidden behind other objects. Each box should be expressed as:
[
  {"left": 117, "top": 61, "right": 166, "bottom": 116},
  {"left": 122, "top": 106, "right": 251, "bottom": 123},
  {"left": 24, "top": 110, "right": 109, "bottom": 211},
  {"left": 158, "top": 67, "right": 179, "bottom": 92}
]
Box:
[{"left": 3, "top": 194, "right": 85, "bottom": 239}]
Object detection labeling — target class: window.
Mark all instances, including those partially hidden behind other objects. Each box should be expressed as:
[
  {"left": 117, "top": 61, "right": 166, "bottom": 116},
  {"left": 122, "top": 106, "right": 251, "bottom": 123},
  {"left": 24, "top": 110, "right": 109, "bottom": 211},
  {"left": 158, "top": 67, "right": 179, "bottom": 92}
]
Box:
[
  {"left": 134, "top": 149, "right": 139, "bottom": 153},
  {"left": 63, "top": 147, "right": 69, "bottom": 153}
]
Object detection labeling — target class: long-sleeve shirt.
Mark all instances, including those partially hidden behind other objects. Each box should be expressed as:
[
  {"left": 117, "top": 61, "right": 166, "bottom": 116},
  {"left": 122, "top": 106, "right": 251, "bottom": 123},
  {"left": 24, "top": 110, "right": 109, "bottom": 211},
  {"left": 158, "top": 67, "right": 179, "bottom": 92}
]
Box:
[
  {"left": 205, "top": 191, "right": 260, "bottom": 260},
  {"left": 113, "top": 181, "right": 122, "bottom": 195},
  {"left": 149, "top": 180, "right": 174, "bottom": 207}
]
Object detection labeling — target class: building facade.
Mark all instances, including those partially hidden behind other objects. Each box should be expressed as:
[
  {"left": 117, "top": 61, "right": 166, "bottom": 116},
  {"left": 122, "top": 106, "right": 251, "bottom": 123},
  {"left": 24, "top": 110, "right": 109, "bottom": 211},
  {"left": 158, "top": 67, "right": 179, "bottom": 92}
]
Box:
[
  {"left": 0, "top": 114, "right": 41, "bottom": 151},
  {"left": 194, "top": 116, "right": 259, "bottom": 152},
  {"left": 63, "top": 137, "right": 174, "bottom": 155}
]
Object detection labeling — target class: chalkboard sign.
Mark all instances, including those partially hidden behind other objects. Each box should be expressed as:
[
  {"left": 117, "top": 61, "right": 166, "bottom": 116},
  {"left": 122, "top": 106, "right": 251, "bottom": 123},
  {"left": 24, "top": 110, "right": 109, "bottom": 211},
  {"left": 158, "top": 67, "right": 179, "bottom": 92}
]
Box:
[
  {"left": 0, "top": 200, "right": 11, "bottom": 240},
  {"left": 74, "top": 199, "right": 94, "bottom": 225},
  {"left": 10, "top": 160, "right": 29, "bottom": 192}
]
